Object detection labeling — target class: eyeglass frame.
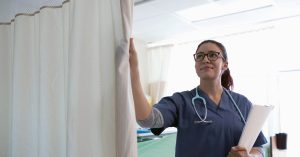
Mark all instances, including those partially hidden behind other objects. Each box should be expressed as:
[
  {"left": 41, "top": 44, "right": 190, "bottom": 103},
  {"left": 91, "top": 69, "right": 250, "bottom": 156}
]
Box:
[{"left": 193, "top": 51, "right": 224, "bottom": 62}]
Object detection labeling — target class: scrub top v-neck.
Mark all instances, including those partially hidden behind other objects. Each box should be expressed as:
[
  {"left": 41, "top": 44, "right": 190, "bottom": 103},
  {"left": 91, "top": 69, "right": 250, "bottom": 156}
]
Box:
[{"left": 151, "top": 87, "right": 267, "bottom": 157}]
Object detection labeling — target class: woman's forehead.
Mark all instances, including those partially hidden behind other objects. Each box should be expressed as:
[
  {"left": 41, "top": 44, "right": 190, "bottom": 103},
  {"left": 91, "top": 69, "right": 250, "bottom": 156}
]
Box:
[{"left": 197, "top": 42, "right": 221, "bottom": 52}]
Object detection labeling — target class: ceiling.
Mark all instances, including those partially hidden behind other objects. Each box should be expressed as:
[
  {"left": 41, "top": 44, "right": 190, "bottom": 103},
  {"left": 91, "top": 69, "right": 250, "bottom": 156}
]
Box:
[
  {"left": 1, "top": 0, "right": 300, "bottom": 45},
  {"left": 133, "top": 0, "right": 300, "bottom": 44}
]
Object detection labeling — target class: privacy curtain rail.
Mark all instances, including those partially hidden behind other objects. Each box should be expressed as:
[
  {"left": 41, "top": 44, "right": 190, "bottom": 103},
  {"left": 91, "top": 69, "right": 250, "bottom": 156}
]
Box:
[{"left": 0, "top": 0, "right": 70, "bottom": 24}]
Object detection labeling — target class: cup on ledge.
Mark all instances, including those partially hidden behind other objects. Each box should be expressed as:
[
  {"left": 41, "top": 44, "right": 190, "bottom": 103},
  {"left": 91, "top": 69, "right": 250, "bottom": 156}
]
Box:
[{"left": 276, "top": 133, "right": 287, "bottom": 150}]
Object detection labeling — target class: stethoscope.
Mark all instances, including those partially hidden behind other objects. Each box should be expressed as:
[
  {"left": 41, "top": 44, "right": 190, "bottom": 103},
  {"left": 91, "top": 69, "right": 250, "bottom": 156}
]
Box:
[{"left": 192, "top": 87, "right": 246, "bottom": 124}]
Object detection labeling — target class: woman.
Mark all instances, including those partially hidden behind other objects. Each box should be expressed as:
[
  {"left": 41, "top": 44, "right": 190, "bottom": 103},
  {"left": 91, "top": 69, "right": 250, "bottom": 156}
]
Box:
[{"left": 129, "top": 38, "right": 267, "bottom": 157}]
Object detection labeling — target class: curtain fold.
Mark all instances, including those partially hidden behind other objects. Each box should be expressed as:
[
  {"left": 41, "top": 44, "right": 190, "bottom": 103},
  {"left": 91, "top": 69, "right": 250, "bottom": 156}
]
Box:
[
  {"left": 11, "top": 14, "right": 40, "bottom": 157},
  {"left": 0, "top": 0, "right": 136, "bottom": 156},
  {"left": 0, "top": 22, "right": 12, "bottom": 157},
  {"left": 67, "top": 0, "right": 115, "bottom": 156},
  {"left": 114, "top": 0, "right": 137, "bottom": 157}
]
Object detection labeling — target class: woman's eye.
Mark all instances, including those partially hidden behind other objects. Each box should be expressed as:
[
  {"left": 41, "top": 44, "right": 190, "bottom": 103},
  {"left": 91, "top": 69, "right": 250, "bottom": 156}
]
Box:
[
  {"left": 208, "top": 53, "right": 217, "bottom": 58},
  {"left": 208, "top": 52, "right": 219, "bottom": 58},
  {"left": 196, "top": 54, "right": 204, "bottom": 59}
]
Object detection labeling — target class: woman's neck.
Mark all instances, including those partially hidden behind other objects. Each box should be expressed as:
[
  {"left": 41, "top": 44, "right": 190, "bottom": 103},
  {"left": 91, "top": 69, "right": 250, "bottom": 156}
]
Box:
[{"left": 199, "top": 80, "right": 223, "bottom": 105}]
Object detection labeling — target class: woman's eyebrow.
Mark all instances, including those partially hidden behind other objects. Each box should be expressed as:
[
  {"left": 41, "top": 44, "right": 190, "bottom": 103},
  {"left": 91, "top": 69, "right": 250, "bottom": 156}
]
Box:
[{"left": 196, "top": 51, "right": 219, "bottom": 54}]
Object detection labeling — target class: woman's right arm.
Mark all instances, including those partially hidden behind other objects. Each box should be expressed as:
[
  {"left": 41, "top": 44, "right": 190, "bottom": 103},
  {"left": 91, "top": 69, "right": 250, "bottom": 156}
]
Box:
[{"left": 129, "top": 38, "right": 152, "bottom": 120}]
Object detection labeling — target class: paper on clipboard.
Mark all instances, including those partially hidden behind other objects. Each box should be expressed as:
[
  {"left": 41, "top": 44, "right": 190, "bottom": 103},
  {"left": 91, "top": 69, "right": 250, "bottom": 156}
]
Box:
[{"left": 238, "top": 105, "right": 274, "bottom": 153}]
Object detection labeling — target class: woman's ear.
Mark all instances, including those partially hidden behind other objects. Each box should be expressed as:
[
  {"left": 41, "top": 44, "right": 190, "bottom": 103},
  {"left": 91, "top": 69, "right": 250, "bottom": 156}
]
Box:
[{"left": 222, "top": 62, "right": 228, "bottom": 71}]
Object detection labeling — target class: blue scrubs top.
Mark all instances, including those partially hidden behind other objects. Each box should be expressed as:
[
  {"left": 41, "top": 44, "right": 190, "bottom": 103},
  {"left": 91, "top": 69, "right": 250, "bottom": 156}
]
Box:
[{"left": 151, "top": 87, "right": 267, "bottom": 157}]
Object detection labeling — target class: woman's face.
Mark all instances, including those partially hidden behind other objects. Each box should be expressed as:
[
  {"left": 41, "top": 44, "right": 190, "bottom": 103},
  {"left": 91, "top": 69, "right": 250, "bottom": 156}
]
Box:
[{"left": 194, "top": 42, "right": 228, "bottom": 81}]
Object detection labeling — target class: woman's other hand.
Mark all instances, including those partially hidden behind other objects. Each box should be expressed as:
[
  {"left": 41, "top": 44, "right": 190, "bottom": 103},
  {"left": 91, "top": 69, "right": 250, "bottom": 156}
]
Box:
[{"left": 227, "top": 146, "right": 254, "bottom": 157}]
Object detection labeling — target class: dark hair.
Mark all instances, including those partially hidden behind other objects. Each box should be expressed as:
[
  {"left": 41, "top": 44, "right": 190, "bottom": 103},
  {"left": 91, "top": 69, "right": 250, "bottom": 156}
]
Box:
[{"left": 196, "top": 40, "right": 234, "bottom": 90}]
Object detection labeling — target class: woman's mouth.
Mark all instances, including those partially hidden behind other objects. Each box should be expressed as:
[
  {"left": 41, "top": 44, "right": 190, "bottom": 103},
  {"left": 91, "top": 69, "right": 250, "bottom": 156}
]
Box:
[{"left": 200, "top": 66, "right": 213, "bottom": 70}]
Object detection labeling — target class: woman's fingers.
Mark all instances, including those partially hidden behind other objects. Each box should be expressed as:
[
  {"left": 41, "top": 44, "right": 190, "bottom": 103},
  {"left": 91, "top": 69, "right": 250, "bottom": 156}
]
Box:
[
  {"left": 231, "top": 146, "right": 247, "bottom": 151},
  {"left": 129, "top": 38, "right": 136, "bottom": 53},
  {"left": 129, "top": 38, "right": 138, "bottom": 68},
  {"left": 228, "top": 146, "right": 250, "bottom": 157}
]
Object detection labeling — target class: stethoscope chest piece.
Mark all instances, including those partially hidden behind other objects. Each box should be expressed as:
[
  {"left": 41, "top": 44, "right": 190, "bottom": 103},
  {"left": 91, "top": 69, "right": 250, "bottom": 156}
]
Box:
[{"left": 194, "top": 120, "right": 213, "bottom": 124}]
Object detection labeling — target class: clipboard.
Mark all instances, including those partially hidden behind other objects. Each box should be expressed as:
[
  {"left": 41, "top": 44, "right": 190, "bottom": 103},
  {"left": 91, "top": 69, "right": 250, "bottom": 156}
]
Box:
[{"left": 238, "top": 104, "right": 274, "bottom": 153}]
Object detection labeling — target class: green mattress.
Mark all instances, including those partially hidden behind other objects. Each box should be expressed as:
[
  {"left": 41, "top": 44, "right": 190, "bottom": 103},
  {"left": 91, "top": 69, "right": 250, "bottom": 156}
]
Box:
[
  {"left": 138, "top": 133, "right": 177, "bottom": 157},
  {"left": 138, "top": 133, "right": 269, "bottom": 157}
]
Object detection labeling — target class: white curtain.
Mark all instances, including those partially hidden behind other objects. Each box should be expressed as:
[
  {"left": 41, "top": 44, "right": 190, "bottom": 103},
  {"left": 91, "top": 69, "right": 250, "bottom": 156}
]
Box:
[
  {"left": 147, "top": 45, "right": 172, "bottom": 105},
  {"left": 0, "top": 0, "right": 137, "bottom": 157}
]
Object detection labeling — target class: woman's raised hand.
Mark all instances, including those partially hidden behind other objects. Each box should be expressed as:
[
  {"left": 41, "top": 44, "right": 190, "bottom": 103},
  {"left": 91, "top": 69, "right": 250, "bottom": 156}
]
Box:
[{"left": 129, "top": 38, "right": 138, "bottom": 69}]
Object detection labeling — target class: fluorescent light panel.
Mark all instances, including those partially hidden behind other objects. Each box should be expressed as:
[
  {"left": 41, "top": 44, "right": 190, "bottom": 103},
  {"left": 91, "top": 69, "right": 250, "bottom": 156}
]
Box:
[{"left": 176, "top": 0, "right": 274, "bottom": 22}]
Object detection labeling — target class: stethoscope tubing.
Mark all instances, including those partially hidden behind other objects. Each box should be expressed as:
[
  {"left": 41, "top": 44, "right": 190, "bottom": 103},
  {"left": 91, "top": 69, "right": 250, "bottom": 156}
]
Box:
[
  {"left": 193, "top": 87, "right": 246, "bottom": 124},
  {"left": 224, "top": 89, "right": 246, "bottom": 124}
]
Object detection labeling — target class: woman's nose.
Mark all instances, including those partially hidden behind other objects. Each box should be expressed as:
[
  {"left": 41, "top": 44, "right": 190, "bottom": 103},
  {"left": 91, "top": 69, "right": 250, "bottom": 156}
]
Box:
[{"left": 202, "top": 55, "right": 210, "bottom": 63}]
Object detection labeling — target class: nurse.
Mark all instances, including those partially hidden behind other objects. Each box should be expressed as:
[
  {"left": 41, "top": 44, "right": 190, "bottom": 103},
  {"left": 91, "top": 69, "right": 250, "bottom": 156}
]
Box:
[{"left": 129, "top": 38, "right": 267, "bottom": 157}]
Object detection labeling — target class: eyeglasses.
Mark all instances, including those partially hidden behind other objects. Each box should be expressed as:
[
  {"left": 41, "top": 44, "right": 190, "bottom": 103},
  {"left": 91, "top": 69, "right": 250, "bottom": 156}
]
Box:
[{"left": 193, "top": 51, "right": 223, "bottom": 62}]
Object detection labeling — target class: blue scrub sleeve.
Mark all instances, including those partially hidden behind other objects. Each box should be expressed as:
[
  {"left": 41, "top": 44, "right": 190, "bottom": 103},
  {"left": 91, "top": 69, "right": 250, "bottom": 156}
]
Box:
[
  {"left": 150, "top": 93, "right": 182, "bottom": 135},
  {"left": 254, "top": 131, "right": 268, "bottom": 147}
]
